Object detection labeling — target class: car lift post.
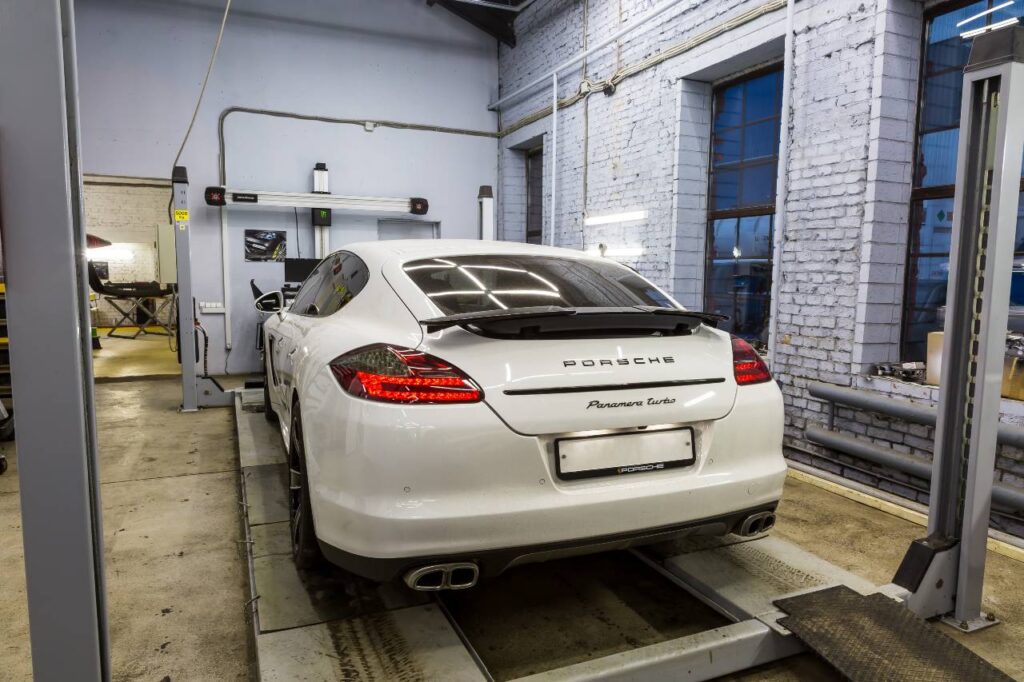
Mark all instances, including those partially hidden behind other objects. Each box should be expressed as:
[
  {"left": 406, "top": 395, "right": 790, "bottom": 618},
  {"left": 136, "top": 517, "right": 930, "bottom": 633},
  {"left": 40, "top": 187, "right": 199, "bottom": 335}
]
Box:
[
  {"left": 894, "top": 27, "right": 1024, "bottom": 632},
  {"left": 172, "top": 167, "right": 232, "bottom": 412}
]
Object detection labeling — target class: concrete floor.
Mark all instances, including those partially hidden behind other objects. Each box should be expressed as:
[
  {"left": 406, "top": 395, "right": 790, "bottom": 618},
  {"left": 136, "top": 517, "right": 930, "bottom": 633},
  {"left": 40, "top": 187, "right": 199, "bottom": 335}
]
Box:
[
  {"left": 0, "top": 376, "right": 1022, "bottom": 680},
  {"left": 0, "top": 379, "right": 249, "bottom": 681},
  {"left": 92, "top": 332, "right": 180, "bottom": 381}
]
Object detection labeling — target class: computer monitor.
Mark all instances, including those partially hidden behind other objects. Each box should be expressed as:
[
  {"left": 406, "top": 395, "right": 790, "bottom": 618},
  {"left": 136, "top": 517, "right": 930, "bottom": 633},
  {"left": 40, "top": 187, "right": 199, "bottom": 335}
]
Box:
[{"left": 283, "top": 258, "right": 319, "bottom": 284}]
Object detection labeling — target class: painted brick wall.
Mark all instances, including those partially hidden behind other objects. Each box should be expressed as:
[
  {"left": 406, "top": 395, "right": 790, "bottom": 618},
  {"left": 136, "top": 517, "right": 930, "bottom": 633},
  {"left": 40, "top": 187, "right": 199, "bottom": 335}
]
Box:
[
  {"left": 497, "top": 0, "right": 1024, "bottom": 535},
  {"left": 83, "top": 179, "right": 171, "bottom": 327}
]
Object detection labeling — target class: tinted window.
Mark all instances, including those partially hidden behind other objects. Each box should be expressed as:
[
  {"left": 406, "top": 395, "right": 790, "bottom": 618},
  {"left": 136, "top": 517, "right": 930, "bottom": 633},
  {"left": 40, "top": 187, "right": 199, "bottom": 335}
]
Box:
[
  {"left": 403, "top": 255, "right": 675, "bottom": 315},
  {"left": 289, "top": 251, "right": 369, "bottom": 317},
  {"left": 311, "top": 252, "right": 369, "bottom": 316},
  {"left": 289, "top": 259, "right": 331, "bottom": 316}
]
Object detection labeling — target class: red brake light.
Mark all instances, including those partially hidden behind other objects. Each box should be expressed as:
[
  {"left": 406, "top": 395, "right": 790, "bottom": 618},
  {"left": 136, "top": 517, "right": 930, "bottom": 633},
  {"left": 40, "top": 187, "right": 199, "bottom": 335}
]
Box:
[
  {"left": 330, "top": 344, "right": 482, "bottom": 404},
  {"left": 732, "top": 337, "right": 772, "bottom": 385}
]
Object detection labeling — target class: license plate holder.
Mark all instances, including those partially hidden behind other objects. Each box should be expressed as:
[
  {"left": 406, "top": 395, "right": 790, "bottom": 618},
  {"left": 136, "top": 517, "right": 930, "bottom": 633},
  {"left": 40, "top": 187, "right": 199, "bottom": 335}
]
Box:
[{"left": 555, "top": 427, "right": 695, "bottom": 480}]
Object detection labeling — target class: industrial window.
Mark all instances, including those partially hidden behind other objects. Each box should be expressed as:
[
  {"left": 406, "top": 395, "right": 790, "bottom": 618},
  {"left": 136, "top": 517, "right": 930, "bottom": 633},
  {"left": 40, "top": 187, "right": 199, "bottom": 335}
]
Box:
[
  {"left": 525, "top": 147, "right": 544, "bottom": 244},
  {"left": 704, "top": 68, "right": 783, "bottom": 347},
  {"left": 901, "top": 1, "right": 1024, "bottom": 360}
]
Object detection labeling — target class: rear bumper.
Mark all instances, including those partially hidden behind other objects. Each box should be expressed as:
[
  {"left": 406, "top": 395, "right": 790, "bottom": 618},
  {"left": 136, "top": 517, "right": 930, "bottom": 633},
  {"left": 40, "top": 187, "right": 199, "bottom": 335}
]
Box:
[
  {"left": 319, "top": 502, "right": 778, "bottom": 582},
  {"left": 302, "top": 379, "right": 787, "bottom": 567}
]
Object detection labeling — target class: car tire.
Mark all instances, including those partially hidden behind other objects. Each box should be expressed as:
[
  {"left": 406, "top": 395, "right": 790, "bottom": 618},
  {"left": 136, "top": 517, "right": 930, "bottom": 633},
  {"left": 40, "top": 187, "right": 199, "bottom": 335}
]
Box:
[{"left": 289, "top": 403, "right": 322, "bottom": 570}]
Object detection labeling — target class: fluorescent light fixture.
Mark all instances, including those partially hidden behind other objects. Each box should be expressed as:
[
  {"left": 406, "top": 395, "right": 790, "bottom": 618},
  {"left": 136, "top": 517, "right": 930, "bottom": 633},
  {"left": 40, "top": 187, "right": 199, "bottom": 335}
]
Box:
[
  {"left": 960, "top": 16, "right": 1020, "bottom": 39},
  {"left": 87, "top": 246, "right": 134, "bottom": 261},
  {"left": 586, "top": 246, "right": 644, "bottom": 258},
  {"left": 957, "top": 1, "right": 1014, "bottom": 27},
  {"left": 583, "top": 210, "right": 648, "bottom": 226}
]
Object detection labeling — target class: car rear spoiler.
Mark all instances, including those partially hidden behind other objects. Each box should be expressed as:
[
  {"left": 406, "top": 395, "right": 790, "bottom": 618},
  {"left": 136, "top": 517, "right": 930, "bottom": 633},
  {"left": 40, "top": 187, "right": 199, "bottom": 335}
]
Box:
[{"left": 419, "top": 306, "right": 728, "bottom": 334}]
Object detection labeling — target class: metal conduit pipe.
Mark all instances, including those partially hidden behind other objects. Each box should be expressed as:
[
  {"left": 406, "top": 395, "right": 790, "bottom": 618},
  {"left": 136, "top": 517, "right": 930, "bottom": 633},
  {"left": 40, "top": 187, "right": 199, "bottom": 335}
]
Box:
[
  {"left": 806, "top": 381, "right": 1024, "bottom": 449},
  {"left": 804, "top": 426, "right": 1024, "bottom": 512}
]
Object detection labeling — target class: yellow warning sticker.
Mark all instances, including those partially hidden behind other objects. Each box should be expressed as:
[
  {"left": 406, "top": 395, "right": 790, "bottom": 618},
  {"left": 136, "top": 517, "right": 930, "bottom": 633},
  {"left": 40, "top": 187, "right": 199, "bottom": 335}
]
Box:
[{"left": 174, "top": 209, "right": 190, "bottom": 222}]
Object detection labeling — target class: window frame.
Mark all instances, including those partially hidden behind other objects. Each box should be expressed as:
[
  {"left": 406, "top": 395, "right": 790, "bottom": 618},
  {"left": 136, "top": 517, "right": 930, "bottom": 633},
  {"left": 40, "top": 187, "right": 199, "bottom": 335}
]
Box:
[
  {"left": 703, "top": 64, "right": 783, "bottom": 345},
  {"left": 899, "top": 0, "right": 1024, "bottom": 359}
]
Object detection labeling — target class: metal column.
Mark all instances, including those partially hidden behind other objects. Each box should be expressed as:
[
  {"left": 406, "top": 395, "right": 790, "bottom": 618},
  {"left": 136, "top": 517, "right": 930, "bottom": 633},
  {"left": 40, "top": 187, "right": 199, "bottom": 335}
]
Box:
[
  {"left": 173, "top": 168, "right": 200, "bottom": 412},
  {"left": 0, "top": 0, "right": 109, "bottom": 679},
  {"left": 897, "top": 27, "right": 1024, "bottom": 632},
  {"left": 173, "top": 167, "right": 232, "bottom": 412}
]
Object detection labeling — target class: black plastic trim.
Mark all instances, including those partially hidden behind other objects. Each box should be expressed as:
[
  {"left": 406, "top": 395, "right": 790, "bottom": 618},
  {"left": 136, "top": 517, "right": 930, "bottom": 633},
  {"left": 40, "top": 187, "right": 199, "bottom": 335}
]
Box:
[{"left": 504, "top": 377, "right": 726, "bottom": 396}]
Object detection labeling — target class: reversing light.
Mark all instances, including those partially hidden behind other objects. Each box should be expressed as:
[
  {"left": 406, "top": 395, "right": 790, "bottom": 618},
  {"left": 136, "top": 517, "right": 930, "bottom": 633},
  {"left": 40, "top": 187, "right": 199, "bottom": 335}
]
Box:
[
  {"left": 330, "top": 344, "right": 482, "bottom": 404},
  {"left": 732, "top": 337, "right": 772, "bottom": 385}
]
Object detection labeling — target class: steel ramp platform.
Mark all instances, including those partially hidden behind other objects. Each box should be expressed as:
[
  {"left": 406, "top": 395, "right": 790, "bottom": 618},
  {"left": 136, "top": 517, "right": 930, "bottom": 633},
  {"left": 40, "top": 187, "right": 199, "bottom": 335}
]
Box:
[{"left": 774, "top": 585, "right": 1013, "bottom": 682}]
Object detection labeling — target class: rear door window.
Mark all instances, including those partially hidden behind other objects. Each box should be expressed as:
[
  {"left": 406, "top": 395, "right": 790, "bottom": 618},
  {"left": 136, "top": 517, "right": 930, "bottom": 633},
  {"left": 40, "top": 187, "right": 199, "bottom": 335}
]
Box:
[{"left": 402, "top": 255, "right": 676, "bottom": 315}]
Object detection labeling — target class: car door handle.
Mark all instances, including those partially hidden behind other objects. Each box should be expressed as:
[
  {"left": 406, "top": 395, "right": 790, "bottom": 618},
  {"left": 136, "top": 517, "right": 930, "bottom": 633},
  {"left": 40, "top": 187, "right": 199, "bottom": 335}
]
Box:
[{"left": 288, "top": 347, "right": 298, "bottom": 357}]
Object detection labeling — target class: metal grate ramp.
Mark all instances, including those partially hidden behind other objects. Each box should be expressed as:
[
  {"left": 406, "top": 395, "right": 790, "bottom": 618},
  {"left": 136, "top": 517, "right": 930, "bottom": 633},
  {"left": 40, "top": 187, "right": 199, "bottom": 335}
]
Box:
[{"left": 775, "top": 585, "right": 1013, "bottom": 682}]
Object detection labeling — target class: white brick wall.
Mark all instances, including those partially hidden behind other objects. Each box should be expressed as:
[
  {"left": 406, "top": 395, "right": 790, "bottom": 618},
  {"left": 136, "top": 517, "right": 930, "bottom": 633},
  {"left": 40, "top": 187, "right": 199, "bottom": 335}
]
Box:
[
  {"left": 83, "top": 178, "right": 170, "bottom": 327},
  {"left": 496, "top": 0, "right": 1024, "bottom": 533}
]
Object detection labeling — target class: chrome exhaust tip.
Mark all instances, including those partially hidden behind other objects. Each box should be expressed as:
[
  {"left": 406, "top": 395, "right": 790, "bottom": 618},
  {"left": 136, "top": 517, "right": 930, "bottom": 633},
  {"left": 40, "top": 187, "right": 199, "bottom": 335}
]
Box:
[
  {"left": 404, "top": 562, "right": 479, "bottom": 591},
  {"left": 737, "top": 511, "right": 776, "bottom": 537}
]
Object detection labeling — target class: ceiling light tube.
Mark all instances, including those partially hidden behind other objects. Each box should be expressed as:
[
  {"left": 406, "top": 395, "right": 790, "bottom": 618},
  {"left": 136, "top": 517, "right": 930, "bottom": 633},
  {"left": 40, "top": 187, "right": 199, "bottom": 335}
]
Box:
[
  {"left": 960, "top": 16, "right": 1020, "bottom": 39},
  {"left": 583, "top": 210, "right": 648, "bottom": 227},
  {"left": 956, "top": 1, "right": 1014, "bottom": 27}
]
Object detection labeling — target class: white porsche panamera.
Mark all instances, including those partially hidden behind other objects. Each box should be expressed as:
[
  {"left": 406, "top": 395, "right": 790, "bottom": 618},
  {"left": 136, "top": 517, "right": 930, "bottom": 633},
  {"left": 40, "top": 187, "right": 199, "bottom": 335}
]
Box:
[{"left": 258, "top": 240, "right": 787, "bottom": 590}]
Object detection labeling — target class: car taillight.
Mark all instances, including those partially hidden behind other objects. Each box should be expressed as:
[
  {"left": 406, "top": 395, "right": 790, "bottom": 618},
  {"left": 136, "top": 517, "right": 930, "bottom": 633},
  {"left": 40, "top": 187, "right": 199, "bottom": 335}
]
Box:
[
  {"left": 732, "top": 337, "right": 772, "bottom": 385},
  {"left": 329, "top": 344, "right": 482, "bottom": 404}
]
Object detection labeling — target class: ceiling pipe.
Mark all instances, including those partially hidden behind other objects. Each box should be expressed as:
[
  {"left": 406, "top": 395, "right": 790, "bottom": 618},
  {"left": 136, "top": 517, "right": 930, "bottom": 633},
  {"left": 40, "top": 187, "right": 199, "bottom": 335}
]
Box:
[{"left": 489, "top": 0, "right": 695, "bottom": 110}]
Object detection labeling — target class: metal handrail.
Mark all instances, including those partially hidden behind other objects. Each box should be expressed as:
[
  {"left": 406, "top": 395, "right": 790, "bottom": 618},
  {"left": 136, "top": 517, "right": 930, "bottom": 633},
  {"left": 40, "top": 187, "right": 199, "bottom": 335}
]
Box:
[{"left": 803, "top": 381, "right": 1024, "bottom": 512}]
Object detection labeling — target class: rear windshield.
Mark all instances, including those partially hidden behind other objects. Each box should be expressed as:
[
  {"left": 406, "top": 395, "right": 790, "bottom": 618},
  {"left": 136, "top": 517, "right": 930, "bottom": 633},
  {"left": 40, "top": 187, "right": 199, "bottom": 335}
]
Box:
[{"left": 402, "top": 255, "right": 676, "bottom": 315}]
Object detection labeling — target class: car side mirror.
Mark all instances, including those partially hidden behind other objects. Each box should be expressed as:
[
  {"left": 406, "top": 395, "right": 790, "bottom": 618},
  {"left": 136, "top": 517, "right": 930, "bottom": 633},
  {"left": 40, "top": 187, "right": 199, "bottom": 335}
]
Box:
[{"left": 255, "top": 291, "right": 284, "bottom": 313}]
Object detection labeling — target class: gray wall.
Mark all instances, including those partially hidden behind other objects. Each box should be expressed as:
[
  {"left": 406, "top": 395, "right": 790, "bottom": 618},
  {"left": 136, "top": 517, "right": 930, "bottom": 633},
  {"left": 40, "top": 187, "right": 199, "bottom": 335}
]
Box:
[{"left": 75, "top": 0, "right": 499, "bottom": 373}]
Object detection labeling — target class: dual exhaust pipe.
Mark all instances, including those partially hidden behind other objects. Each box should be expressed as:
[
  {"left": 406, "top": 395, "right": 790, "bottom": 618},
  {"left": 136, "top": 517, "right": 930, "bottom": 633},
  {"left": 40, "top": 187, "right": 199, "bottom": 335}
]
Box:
[
  {"left": 404, "top": 562, "right": 479, "bottom": 591},
  {"left": 404, "top": 512, "right": 776, "bottom": 589},
  {"left": 737, "top": 510, "right": 776, "bottom": 537}
]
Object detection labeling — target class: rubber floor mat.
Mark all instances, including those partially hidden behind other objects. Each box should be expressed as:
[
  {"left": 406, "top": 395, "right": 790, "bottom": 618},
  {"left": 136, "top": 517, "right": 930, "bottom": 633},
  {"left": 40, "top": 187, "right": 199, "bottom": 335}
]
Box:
[{"left": 775, "top": 585, "right": 1012, "bottom": 681}]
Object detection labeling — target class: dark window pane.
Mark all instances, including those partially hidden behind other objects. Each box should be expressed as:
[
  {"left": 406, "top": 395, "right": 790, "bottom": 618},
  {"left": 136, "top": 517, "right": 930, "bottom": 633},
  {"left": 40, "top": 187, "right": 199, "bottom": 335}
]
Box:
[
  {"left": 926, "top": 38, "right": 973, "bottom": 76},
  {"left": 738, "top": 215, "right": 773, "bottom": 260},
  {"left": 921, "top": 70, "right": 962, "bottom": 132},
  {"left": 708, "top": 261, "right": 737, "bottom": 296},
  {"left": 909, "top": 255, "right": 950, "bottom": 308},
  {"left": 916, "top": 197, "right": 955, "bottom": 254},
  {"left": 744, "top": 72, "right": 780, "bottom": 122},
  {"left": 744, "top": 119, "right": 779, "bottom": 161},
  {"left": 712, "top": 218, "right": 738, "bottom": 258},
  {"left": 992, "top": 1, "right": 1024, "bottom": 24},
  {"left": 714, "top": 84, "right": 743, "bottom": 129},
  {"left": 740, "top": 163, "right": 775, "bottom": 207},
  {"left": 711, "top": 169, "right": 739, "bottom": 211},
  {"left": 928, "top": 2, "right": 986, "bottom": 44},
  {"left": 526, "top": 148, "right": 544, "bottom": 244},
  {"left": 917, "top": 128, "right": 959, "bottom": 187},
  {"left": 712, "top": 126, "right": 741, "bottom": 166}
]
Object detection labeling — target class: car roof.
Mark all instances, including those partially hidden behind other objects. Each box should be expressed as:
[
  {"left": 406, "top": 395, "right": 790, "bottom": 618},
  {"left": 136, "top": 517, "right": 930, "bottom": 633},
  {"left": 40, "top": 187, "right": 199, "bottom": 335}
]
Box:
[{"left": 339, "top": 239, "right": 591, "bottom": 263}]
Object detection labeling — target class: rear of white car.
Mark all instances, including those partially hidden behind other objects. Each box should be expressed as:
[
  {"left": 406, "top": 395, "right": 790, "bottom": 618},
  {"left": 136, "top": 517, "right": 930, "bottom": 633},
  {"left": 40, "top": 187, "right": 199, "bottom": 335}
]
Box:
[{"left": 280, "top": 242, "right": 787, "bottom": 588}]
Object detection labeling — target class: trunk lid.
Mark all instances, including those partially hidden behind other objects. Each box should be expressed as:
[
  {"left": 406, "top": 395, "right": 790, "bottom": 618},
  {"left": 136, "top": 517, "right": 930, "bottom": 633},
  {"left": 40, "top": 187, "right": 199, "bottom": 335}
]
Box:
[{"left": 418, "top": 325, "right": 737, "bottom": 435}]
